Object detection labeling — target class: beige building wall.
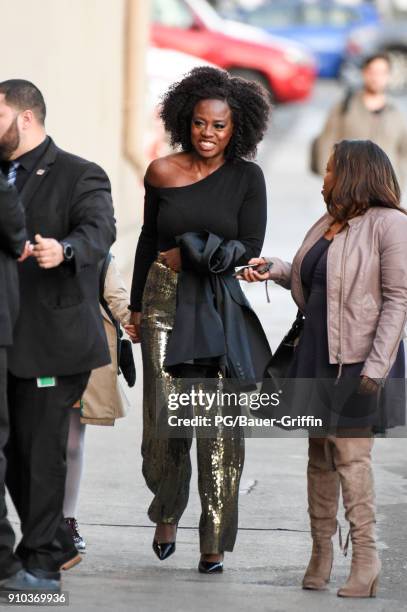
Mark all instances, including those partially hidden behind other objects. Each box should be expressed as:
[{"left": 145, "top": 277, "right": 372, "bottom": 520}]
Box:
[{"left": 1, "top": 0, "right": 150, "bottom": 279}]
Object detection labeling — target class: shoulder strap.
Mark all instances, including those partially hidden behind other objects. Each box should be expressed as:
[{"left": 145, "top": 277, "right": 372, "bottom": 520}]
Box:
[
  {"left": 99, "top": 252, "right": 119, "bottom": 329},
  {"left": 99, "top": 252, "right": 121, "bottom": 372}
]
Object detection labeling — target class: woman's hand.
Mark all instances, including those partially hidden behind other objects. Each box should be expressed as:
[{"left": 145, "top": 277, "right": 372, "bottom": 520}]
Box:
[
  {"left": 238, "top": 257, "right": 271, "bottom": 283},
  {"left": 128, "top": 312, "right": 141, "bottom": 344},
  {"left": 358, "top": 375, "right": 380, "bottom": 395},
  {"left": 124, "top": 323, "right": 138, "bottom": 343},
  {"left": 160, "top": 247, "right": 182, "bottom": 273}
]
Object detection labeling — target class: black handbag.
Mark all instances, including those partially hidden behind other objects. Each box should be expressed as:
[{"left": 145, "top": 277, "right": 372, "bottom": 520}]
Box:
[
  {"left": 117, "top": 334, "right": 136, "bottom": 388},
  {"left": 251, "top": 310, "right": 304, "bottom": 418},
  {"left": 99, "top": 253, "right": 136, "bottom": 388},
  {"left": 266, "top": 310, "right": 304, "bottom": 380}
]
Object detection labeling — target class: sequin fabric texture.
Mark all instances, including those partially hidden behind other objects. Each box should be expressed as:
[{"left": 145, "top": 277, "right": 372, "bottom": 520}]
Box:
[{"left": 140, "top": 261, "right": 244, "bottom": 553}]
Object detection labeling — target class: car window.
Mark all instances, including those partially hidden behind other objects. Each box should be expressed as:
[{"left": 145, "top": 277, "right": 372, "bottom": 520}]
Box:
[
  {"left": 152, "top": 0, "right": 194, "bottom": 29},
  {"left": 187, "top": 0, "right": 224, "bottom": 30},
  {"left": 302, "top": 4, "right": 358, "bottom": 27},
  {"left": 245, "top": 4, "right": 301, "bottom": 28},
  {"left": 328, "top": 7, "right": 359, "bottom": 27},
  {"left": 302, "top": 5, "right": 326, "bottom": 26}
]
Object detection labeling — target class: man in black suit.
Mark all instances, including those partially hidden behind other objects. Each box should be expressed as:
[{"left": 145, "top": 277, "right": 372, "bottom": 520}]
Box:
[{"left": 0, "top": 80, "right": 116, "bottom": 592}]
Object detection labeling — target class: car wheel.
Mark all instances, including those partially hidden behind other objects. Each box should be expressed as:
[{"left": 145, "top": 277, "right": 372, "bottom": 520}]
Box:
[
  {"left": 228, "top": 68, "right": 274, "bottom": 100},
  {"left": 386, "top": 48, "right": 407, "bottom": 92}
]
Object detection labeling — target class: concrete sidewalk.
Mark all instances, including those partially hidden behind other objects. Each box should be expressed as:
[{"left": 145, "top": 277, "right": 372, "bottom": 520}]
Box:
[{"left": 15, "top": 379, "right": 405, "bottom": 612}]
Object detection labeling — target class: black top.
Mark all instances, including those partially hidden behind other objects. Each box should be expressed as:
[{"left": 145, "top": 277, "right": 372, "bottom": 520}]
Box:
[
  {"left": 130, "top": 159, "right": 267, "bottom": 311},
  {"left": 301, "top": 236, "right": 331, "bottom": 294},
  {"left": 0, "top": 136, "right": 50, "bottom": 192}
]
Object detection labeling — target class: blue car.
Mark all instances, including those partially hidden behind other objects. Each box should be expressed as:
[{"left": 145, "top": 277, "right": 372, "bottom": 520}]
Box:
[{"left": 221, "top": 0, "right": 380, "bottom": 78}]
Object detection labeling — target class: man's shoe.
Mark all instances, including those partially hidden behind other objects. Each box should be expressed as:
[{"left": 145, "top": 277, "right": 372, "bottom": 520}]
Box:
[
  {"left": 0, "top": 569, "right": 61, "bottom": 593},
  {"left": 65, "top": 517, "right": 86, "bottom": 552}
]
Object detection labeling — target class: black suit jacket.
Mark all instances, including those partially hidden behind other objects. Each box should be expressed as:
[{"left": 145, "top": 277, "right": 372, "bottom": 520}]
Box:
[
  {"left": 8, "top": 138, "right": 116, "bottom": 378},
  {"left": 0, "top": 175, "right": 26, "bottom": 347}
]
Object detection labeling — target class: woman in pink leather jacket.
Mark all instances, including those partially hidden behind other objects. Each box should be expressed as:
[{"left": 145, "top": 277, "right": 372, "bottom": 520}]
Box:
[{"left": 243, "top": 140, "right": 407, "bottom": 599}]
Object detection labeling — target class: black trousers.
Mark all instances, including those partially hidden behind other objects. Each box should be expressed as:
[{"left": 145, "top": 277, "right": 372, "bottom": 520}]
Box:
[
  {"left": 0, "top": 348, "right": 22, "bottom": 579},
  {"left": 5, "top": 371, "right": 89, "bottom": 572}
]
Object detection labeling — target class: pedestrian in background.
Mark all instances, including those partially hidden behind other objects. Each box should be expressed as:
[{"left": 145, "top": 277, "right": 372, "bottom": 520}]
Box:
[
  {"left": 0, "top": 175, "right": 30, "bottom": 591},
  {"left": 312, "top": 53, "right": 407, "bottom": 186},
  {"left": 0, "top": 79, "right": 116, "bottom": 593},
  {"left": 129, "top": 67, "right": 271, "bottom": 574},
  {"left": 243, "top": 140, "right": 407, "bottom": 598},
  {"left": 64, "top": 254, "right": 136, "bottom": 552}
]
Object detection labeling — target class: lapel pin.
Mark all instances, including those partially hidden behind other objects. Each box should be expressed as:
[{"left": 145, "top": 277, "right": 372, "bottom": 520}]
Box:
[{"left": 36, "top": 168, "right": 45, "bottom": 176}]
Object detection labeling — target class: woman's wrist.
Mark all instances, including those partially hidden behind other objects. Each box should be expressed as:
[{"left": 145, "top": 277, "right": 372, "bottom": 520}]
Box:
[{"left": 256, "top": 258, "right": 274, "bottom": 279}]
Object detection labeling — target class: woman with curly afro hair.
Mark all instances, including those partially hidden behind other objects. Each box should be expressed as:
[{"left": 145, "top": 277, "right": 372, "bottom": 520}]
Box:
[{"left": 129, "top": 66, "right": 271, "bottom": 573}]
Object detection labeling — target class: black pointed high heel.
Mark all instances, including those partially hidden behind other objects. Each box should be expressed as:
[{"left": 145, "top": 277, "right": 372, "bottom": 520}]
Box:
[
  {"left": 152, "top": 524, "right": 177, "bottom": 561},
  {"left": 152, "top": 540, "right": 176, "bottom": 560},
  {"left": 198, "top": 554, "right": 224, "bottom": 574}
]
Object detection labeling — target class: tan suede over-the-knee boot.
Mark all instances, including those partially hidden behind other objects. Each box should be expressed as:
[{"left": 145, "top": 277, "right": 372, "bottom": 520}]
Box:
[
  {"left": 332, "top": 435, "right": 381, "bottom": 598},
  {"left": 302, "top": 438, "right": 340, "bottom": 590}
]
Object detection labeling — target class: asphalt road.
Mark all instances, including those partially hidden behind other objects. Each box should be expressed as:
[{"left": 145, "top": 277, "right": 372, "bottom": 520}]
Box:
[{"left": 5, "top": 81, "right": 407, "bottom": 612}]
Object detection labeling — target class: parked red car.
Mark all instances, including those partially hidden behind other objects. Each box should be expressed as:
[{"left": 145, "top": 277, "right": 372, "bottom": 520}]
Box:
[{"left": 150, "top": 0, "right": 317, "bottom": 103}]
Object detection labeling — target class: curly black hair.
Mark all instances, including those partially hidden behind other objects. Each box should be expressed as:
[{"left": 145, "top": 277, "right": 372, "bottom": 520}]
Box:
[{"left": 159, "top": 66, "right": 271, "bottom": 161}]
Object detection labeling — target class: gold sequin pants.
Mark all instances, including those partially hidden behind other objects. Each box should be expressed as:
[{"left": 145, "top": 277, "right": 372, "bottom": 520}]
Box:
[{"left": 140, "top": 261, "right": 245, "bottom": 554}]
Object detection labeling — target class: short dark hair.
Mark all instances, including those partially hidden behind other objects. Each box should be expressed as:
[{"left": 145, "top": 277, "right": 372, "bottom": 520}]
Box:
[
  {"left": 0, "top": 79, "right": 46, "bottom": 124},
  {"left": 327, "top": 140, "right": 404, "bottom": 221},
  {"left": 159, "top": 66, "right": 271, "bottom": 161},
  {"left": 362, "top": 53, "right": 391, "bottom": 70}
]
